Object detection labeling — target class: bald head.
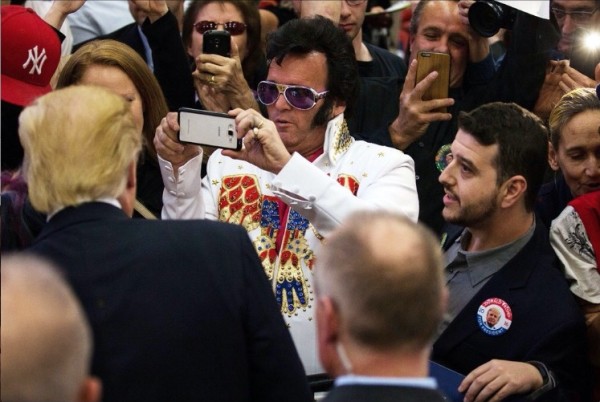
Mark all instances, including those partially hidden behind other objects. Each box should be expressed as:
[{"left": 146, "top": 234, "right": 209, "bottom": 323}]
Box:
[
  {"left": 315, "top": 211, "right": 446, "bottom": 351},
  {"left": 1, "top": 254, "right": 93, "bottom": 402}
]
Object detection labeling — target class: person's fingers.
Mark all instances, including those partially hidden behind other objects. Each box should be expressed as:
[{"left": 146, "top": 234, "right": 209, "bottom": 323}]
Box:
[
  {"left": 155, "top": 124, "right": 183, "bottom": 154},
  {"left": 558, "top": 79, "right": 572, "bottom": 93},
  {"left": 462, "top": 370, "right": 496, "bottom": 402},
  {"left": 403, "top": 58, "right": 418, "bottom": 93},
  {"left": 234, "top": 109, "right": 264, "bottom": 132},
  {"left": 413, "top": 70, "right": 440, "bottom": 99},
  {"left": 230, "top": 41, "right": 241, "bottom": 62},
  {"left": 459, "top": 362, "right": 492, "bottom": 393},
  {"left": 471, "top": 376, "right": 505, "bottom": 402},
  {"left": 165, "top": 112, "right": 180, "bottom": 134}
]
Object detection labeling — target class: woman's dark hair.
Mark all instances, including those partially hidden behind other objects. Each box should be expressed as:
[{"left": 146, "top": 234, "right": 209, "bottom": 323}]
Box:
[{"left": 182, "top": 0, "right": 263, "bottom": 83}]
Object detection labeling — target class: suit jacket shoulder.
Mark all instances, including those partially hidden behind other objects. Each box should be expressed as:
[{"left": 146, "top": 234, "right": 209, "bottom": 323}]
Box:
[
  {"left": 323, "top": 384, "right": 447, "bottom": 402},
  {"left": 364, "top": 42, "right": 407, "bottom": 78},
  {"left": 72, "top": 23, "right": 143, "bottom": 58},
  {"left": 28, "top": 202, "right": 312, "bottom": 402}
]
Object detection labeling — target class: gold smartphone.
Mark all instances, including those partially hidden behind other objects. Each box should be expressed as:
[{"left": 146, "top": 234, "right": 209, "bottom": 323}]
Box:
[{"left": 415, "top": 51, "right": 450, "bottom": 112}]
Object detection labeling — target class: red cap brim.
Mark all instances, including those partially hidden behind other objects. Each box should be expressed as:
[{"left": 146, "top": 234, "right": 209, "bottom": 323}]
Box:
[{"left": 1, "top": 72, "right": 52, "bottom": 106}]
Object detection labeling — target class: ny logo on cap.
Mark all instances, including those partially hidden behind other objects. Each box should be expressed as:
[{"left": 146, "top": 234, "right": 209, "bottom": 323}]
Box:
[{"left": 22, "top": 45, "right": 47, "bottom": 75}]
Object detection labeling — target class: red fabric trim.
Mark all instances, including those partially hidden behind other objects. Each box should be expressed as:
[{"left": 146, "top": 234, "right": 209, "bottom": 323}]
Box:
[
  {"left": 275, "top": 149, "right": 324, "bottom": 251},
  {"left": 569, "top": 191, "right": 600, "bottom": 271}
]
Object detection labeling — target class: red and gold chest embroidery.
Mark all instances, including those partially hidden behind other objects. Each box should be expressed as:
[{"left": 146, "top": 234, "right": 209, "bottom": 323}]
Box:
[
  {"left": 217, "top": 173, "right": 361, "bottom": 316},
  {"left": 218, "top": 175, "right": 261, "bottom": 231}
]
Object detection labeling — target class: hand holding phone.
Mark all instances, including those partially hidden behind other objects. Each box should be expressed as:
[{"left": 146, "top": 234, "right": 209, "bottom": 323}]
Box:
[
  {"left": 415, "top": 51, "right": 450, "bottom": 112},
  {"left": 178, "top": 108, "right": 241, "bottom": 150}
]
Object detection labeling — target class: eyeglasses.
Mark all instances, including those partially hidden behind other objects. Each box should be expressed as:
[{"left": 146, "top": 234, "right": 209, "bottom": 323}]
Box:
[
  {"left": 345, "top": 0, "right": 367, "bottom": 6},
  {"left": 257, "top": 81, "right": 328, "bottom": 110},
  {"left": 551, "top": 7, "right": 598, "bottom": 23},
  {"left": 194, "top": 20, "right": 247, "bottom": 35}
]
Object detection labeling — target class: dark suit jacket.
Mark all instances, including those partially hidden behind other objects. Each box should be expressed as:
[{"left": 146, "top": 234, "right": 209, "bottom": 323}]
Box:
[
  {"left": 322, "top": 384, "right": 447, "bottom": 402},
  {"left": 434, "top": 221, "right": 590, "bottom": 401},
  {"left": 347, "top": 42, "right": 406, "bottom": 136},
  {"left": 73, "top": 11, "right": 195, "bottom": 111},
  {"left": 28, "top": 202, "right": 312, "bottom": 402}
]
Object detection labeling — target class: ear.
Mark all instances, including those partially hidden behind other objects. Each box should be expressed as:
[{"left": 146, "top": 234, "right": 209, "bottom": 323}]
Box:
[
  {"left": 317, "top": 296, "right": 339, "bottom": 343},
  {"left": 77, "top": 376, "right": 102, "bottom": 402},
  {"left": 330, "top": 100, "right": 347, "bottom": 120},
  {"left": 499, "top": 175, "right": 527, "bottom": 209},
  {"left": 316, "top": 296, "right": 341, "bottom": 375},
  {"left": 117, "top": 161, "right": 137, "bottom": 217},
  {"left": 548, "top": 141, "right": 560, "bottom": 171}
]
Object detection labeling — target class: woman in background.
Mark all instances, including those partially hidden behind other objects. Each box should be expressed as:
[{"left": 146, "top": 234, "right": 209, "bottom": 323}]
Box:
[
  {"left": 57, "top": 39, "right": 169, "bottom": 219},
  {"left": 536, "top": 86, "right": 600, "bottom": 229},
  {"left": 182, "top": 0, "right": 265, "bottom": 113}
]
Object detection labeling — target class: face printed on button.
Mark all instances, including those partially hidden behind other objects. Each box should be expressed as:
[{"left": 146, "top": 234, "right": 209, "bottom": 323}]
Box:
[{"left": 477, "top": 298, "right": 512, "bottom": 336}]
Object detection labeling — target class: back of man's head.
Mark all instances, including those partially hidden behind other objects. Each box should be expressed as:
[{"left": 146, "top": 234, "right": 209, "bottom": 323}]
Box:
[
  {"left": 18, "top": 85, "right": 142, "bottom": 214},
  {"left": 1, "top": 253, "right": 98, "bottom": 402},
  {"left": 315, "top": 211, "right": 445, "bottom": 352},
  {"left": 457, "top": 102, "right": 548, "bottom": 211}
]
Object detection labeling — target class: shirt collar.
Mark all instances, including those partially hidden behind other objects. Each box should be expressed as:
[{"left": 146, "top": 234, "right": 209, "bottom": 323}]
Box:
[
  {"left": 450, "top": 221, "right": 536, "bottom": 286},
  {"left": 335, "top": 374, "right": 437, "bottom": 389},
  {"left": 322, "top": 113, "right": 354, "bottom": 166},
  {"left": 48, "top": 197, "right": 122, "bottom": 221}
]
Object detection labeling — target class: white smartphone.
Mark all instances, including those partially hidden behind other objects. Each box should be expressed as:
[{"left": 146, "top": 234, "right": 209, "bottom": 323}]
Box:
[{"left": 178, "top": 108, "right": 242, "bottom": 150}]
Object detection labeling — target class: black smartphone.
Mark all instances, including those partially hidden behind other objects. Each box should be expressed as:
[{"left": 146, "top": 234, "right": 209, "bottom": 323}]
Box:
[
  {"left": 203, "top": 30, "right": 231, "bottom": 57},
  {"left": 178, "top": 107, "right": 241, "bottom": 150}
]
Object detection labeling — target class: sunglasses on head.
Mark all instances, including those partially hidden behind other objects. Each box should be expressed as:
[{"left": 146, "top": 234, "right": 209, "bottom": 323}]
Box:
[
  {"left": 257, "top": 81, "right": 328, "bottom": 110},
  {"left": 194, "top": 20, "right": 247, "bottom": 35}
]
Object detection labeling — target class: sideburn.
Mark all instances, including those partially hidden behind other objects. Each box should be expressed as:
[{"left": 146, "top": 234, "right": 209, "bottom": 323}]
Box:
[{"left": 311, "top": 97, "right": 335, "bottom": 128}]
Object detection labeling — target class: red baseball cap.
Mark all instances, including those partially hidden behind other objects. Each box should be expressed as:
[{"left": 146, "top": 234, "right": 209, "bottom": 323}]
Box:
[{"left": 1, "top": 6, "right": 61, "bottom": 106}]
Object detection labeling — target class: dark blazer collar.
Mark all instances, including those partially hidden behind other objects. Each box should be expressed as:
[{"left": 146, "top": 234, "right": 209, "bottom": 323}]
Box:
[
  {"left": 434, "top": 220, "right": 555, "bottom": 354},
  {"left": 325, "top": 383, "right": 447, "bottom": 402},
  {"left": 35, "top": 202, "right": 129, "bottom": 244}
]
